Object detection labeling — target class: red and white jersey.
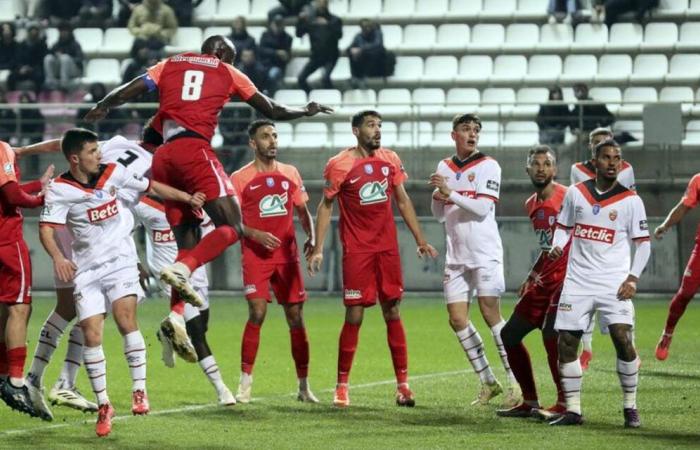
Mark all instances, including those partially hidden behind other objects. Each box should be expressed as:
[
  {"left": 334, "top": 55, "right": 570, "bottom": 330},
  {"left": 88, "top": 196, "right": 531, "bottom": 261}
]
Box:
[
  {"left": 0, "top": 141, "right": 24, "bottom": 245},
  {"left": 557, "top": 179, "right": 649, "bottom": 295},
  {"left": 434, "top": 152, "right": 502, "bottom": 267},
  {"left": 39, "top": 163, "right": 151, "bottom": 277},
  {"left": 570, "top": 159, "right": 635, "bottom": 190},
  {"left": 99, "top": 136, "right": 153, "bottom": 188}
]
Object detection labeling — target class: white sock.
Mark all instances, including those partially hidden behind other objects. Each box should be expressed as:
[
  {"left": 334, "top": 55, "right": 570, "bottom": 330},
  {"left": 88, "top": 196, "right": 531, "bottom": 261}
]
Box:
[
  {"left": 198, "top": 355, "right": 226, "bottom": 394},
  {"left": 83, "top": 345, "right": 109, "bottom": 406},
  {"left": 582, "top": 331, "right": 593, "bottom": 352},
  {"left": 123, "top": 331, "right": 147, "bottom": 392},
  {"left": 617, "top": 357, "right": 639, "bottom": 409},
  {"left": 455, "top": 324, "right": 496, "bottom": 385},
  {"left": 183, "top": 303, "right": 201, "bottom": 322},
  {"left": 55, "top": 324, "right": 83, "bottom": 390},
  {"left": 28, "top": 311, "right": 69, "bottom": 387},
  {"left": 490, "top": 320, "right": 517, "bottom": 385},
  {"left": 559, "top": 360, "right": 583, "bottom": 415},
  {"left": 240, "top": 371, "right": 253, "bottom": 385}
]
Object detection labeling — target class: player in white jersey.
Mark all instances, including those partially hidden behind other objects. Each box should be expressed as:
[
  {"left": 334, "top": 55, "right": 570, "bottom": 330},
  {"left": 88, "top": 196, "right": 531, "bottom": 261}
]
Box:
[
  {"left": 569, "top": 127, "right": 636, "bottom": 370},
  {"left": 429, "top": 113, "right": 521, "bottom": 407},
  {"left": 549, "top": 139, "right": 650, "bottom": 428},
  {"left": 38, "top": 129, "right": 204, "bottom": 437}
]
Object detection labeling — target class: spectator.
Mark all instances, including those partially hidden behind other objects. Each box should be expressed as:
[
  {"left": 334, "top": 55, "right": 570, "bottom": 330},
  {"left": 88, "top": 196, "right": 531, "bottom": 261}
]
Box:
[
  {"left": 569, "top": 83, "right": 615, "bottom": 136},
  {"left": 296, "top": 0, "right": 342, "bottom": 93},
  {"left": 267, "top": 0, "right": 312, "bottom": 22},
  {"left": 347, "top": 19, "right": 386, "bottom": 88},
  {"left": 0, "top": 88, "right": 17, "bottom": 143},
  {"left": 593, "top": 0, "right": 659, "bottom": 27},
  {"left": 236, "top": 48, "right": 268, "bottom": 94},
  {"left": 219, "top": 105, "right": 254, "bottom": 173},
  {"left": 166, "top": 0, "right": 203, "bottom": 27},
  {"left": 42, "top": 0, "right": 82, "bottom": 26},
  {"left": 8, "top": 22, "right": 47, "bottom": 92},
  {"left": 75, "top": 0, "right": 114, "bottom": 28},
  {"left": 117, "top": 0, "right": 142, "bottom": 27},
  {"left": 43, "top": 22, "right": 84, "bottom": 91},
  {"left": 121, "top": 44, "right": 159, "bottom": 120},
  {"left": 128, "top": 0, "right": 178, "bottom": 58},
  {"left": 537, "top": 86, "right": 570, "bottom": 145},
  {"left": 0, "top": 23, "right": 18, "bottom": 73},
  {"left": 16, "top": 91, "right": 44, "bottom": 146},
  {"left": 547, "top": 0, "right": 583, "bottom": 24},
  {"left": 258, "top": 15, "right": 292, "bottom": 96},
  {"left": 229, "top": 16, "right": 256, "bottom": 65}
]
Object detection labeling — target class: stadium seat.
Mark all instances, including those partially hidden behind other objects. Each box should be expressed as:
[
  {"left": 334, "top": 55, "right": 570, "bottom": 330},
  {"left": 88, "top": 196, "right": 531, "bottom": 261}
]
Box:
[
  {"left": 216, "top": 0, "right": 250, "bottom": 21},
  {"left": 434, "top": 24, "right": 470, "bottom": 52},
  {"left": 595, "top": 54, "right": 633, "bottom": 85},
  {"left": 74, "top": 28, "right": 103, "bottom": 57},
  {"left": 690, "top": 0, "right": 700, "bottom": 18},
  {"left": 377, "top": 88, "right": 411, "bottom": 115},
  {"left": 525, "top": 55, "right": 562, "bottom": 84},
  {"left": 469, "top": 24, "right": 505, "bottom": 52},
  {"left": 502, "top": 24, "right": 539, "bottom": 53},
  {"left": 290, "top": 25, "right": 311, "bottom": 52},
  {"left": 513, "top": 87, "right": 549, "bottom": 118},
  {"left": 423, "top": 56, "right": 458, "bottom": 84},
  {"left": 82, "top": 58, "right": 121, "bottom": 86},
  {"left": 401, "top": 25, "right": 436, "bottom": 52},
  {"left": 203, "top": 26, "right": 230, "bottom": 38},
  {"left": 249, "top": 0, "right": 277, "bottom": 21},
  {"left": 613, "top": 120, "right": 644, "bottom": 144},
  {"left": 309, "top": 89, "right": 342, "bottom": 109},
  {"left": 538, "top": 24, "right": 574, "bottom": 52},
  {"left": 514, "top": 0, "right": 549, "bottom": 20},
  {"left": 607, "top": 23, "right": 643, "bottom": 52},
  {"left": 431, "top": 121, "right": 456, "bottom": 147},
  {"left": 388, "top": 56, "right": 423, "bottom": 83},
  {"left": 589, "top": 87, "right": 623, "bottom": 114},
  {"left": 166, "top": 27, "right": 203, "bottom": 54},
  {"left": 338, "top": 25, "right": 361, "bottom": 53},
  {"left": 571, "top": 24, "right": 608, "bottom": 53},
  {"left": 629, "top": 54, "right": 668, "bottom": 85},
  {"left": 398, "top": 121, "right": 432, "bottom": 147},
  {"left": 412, "top": 88, "right": 446, "bottom": 115},
  {"left": 503, "top": 121, "right": 539, "bottom": 147},
  {"left": 284, "top": 57, "right": 310, "bottom": 84},
  {"left": 659, "top": 87, "right": 694, "bottom": 115},
  {"left": 342, "top": 89, "right": 377, "bottom": 108},
  {"left": 446, "top": 0, "right": 482, "bottom": 19},
  {"left": 641, "top": 23, "right": 678, "bottom": 52},
  {"left": 382, "top": 25, "right": 403, "bottom": 51},
  {"left": 330, "top": 0, "right": 349, "bottom": 15},
  {"left": 347, "top": 0, "right": 382, "bottom": 19},
  {"left": 331, "top": 122, "right": 357, "bottom": 148},
  {"left": 479, "top": 88, "right": 515, "bottom": 117},
  {"left": 491, "top": 55, "right": 527, "bottom": 85},
  {"left": 457, "top": 55, "right": 493, "bottom": 85},
  {"left": 382, "top": 121, "right": 398, "bottom": 147},
  {"left": 195, "top": 0, "right": 219, "bottom": 22},
  {"left": 0, "top": 0, "right": 18, "bottom": 22},
  {"left": 676, "top": 23, "right": 700, "bottom": 51},
  {"left": 480, "top": 0, "right": 516, "bottom": 20},
  {"left": 0, "top": 69, "right": 8, "bottom": 85},
  {"left": 559, "top": 55, "right": 597, "bottom": 84},
  {"left": 384, "top": 0, "right": 415, "bottom": 20},
  {"left": 291, "top": 123, "right": 328, "bottom": 148},
  {"left": 683, "top": 120, "right": 700, "bottom": 145},
  {"left": 101, "top": 28, "right": 134, "bottom": 57},
  {"left": 415, "top": 0, "right": 449, "bottom": 20},
  {"left": 666, "top": 54, "right": 700, "bottom": 84},
  {"left": 477, "top": 121, "right": 502, "bottom": 147},
  {"left": 655, "top": 0, "right": 689, "bottom": 20},
  {"left": 444, "top": 88, "right": 480, "bottom": 115},
  {"left": 274, "top": 122, "right": 294, "bottom": 147},
  {"left": 330, "top": 57, "right": 351, "bottom": 82},
  {"left": 274, "top": 89, "right": 307, "bottom": 105},
  {"left": 45, "top": 28, "right": 58, "bottom": 48},
  {"left": 619, "top": 87, "right": 658, "bottom": 117}
]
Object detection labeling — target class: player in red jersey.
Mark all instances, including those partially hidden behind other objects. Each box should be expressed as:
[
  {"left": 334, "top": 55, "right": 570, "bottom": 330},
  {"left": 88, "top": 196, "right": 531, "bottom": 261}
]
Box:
[
  {"left": 83, "top": 35, "right": 332, "bottom": 308},
  {"left": 496, "top": 146, "right": 568, "bottom": 420},
  {"left": 0, "top": 139, "right": 58, "bottom": 419},
  {"left": 307, "top": 110, "right": 438, "bottom": 407},
  {"left": 653, "top": 172, "right": 700, "bottom": 360},
  {"left": 230, "top": 119, "right": 318, "bottom": 404}
]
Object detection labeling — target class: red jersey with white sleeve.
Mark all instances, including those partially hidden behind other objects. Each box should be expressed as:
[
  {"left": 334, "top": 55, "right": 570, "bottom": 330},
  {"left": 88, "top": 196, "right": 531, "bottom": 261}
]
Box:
[
  {"left": 570, "top": 159, "right": 635, "bottom": 190},
  {"left": 145, "top": 52, "right": 258, "bottom": 141},
  {"left": 232, "top": 161, "right": 308, "bottom": 264},
  {"left": 323, "top": 148, "right": 406, "bottom": 254},
  {"left": 556, "top": 180, "right": 650, "bottom": 295}
]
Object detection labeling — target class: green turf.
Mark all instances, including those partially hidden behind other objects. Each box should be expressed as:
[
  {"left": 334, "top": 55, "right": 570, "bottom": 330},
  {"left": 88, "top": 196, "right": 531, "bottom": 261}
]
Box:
[{"left": 0, "top": 295, "right": 698, "bottom": 449}]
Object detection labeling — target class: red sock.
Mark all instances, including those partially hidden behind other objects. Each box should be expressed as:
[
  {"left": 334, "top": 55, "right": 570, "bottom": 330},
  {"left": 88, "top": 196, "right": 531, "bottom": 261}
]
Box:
[
  {"left": 543, "top": 336, "right": 564, "bottom": 405},
  {"left": 337, "top": 322, "right": 360, "bottom": 384},
  {"left": 7, "top": 346, "right": 27, "bottom": 379},
  {"left": 505, "top": 342, "right": 537, "bottom": 403},
  {"left": 241, "top": 321, "right": 261, "bottom": 375},
  {"left": 179, "top": 225, "right": 239, "bottom": 272},
  {"left": 386, "top": 318, "right": 408, "bottom": 385},
  {"left": 664, "top": 289, "right": 696, "bottom": 335},
  {"left": 290, "top": 327, "right": 309, "bottom": 379},
  {"left": 0, "top": 343, "right": 8, "bottom": 376}
]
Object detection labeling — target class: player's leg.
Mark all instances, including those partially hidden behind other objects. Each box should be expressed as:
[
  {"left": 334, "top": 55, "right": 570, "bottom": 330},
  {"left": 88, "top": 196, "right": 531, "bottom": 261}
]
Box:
[
  {"left": 80, "top": 312, "right": 114, "bottom": 437},
  {"left": 579, "top": 318, "right": 595, "bottom": 370},
  {"left": 237, "top": 297, "right": 267, "bottom": 404},
  {"left": 112, "top": 294, "right": 148, "bottom": 415},
  {"left": 608, "top": 323, "right": 640, "bottom": 428},
  {"left": 497, "top": 313, "right": 539, "bottom": 417},
  {"left": 537, "top": 306, "right": 566, "bottom": 419},
  {"left": 334, "top": 304, "right": 364, "bottom": 407}
]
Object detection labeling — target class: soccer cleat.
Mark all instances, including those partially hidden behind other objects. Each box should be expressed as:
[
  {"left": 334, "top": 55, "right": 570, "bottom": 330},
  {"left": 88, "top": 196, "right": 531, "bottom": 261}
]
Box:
[
  {"left": 95, "top": 403, "right": 115, "bottom": 437},
  {"left": 156, "top": 328, "right": 176, "bottom": 368},
  {"left": 502, "top": 383, "right": 523, "bottom": 408},
  {"left": 131, "top": 390, "right": 150, "bottom": 415},
  {"left": 624, "top": 408, "right": 641, "bottom": 428},
  {"left": 48, "top": 386, "right": 99, "bottom": 412},
  {"left": 579, "top": 350, "right": 593, "bottom": 371},
  {"left": 218, "top": 387, "right": 236, "bottom": 406},
  {"left": 496, "top": 403, "right": 536, "bottom": 418},
  {"left": 0, "top": 381, "right": 41, "bottom": 418},
  {"left": 159, "top": 315, "right": 197, "bottom": 363},
  {"left": 533, "top": 403, "right": 567, "bottom": 421},
  {"left": 160, "top": 262, "right": 204, "bottom": 307},
  {"left": 297, "top": 388, "right": 320, "bottom": 404},
  {"left": 333, "top": 384, "right": 350, "bottom": 407},
  {"left": 655, "top": 333, "right": 672, "bottom": 361},
  {"left": 395, "top": 383, "right": 415, "bottom": 407},
  {"left": 236, "top": 375, "right": 253, "bottom": 404},
  {"left": 27, "top": 384, "right": 54, "bottom": 421},
  {"left": 471, "top": 380, "right": 503, "bottom": 406},
  {"left": 549, "top": 411, "right": 584, "bottom": 426}
]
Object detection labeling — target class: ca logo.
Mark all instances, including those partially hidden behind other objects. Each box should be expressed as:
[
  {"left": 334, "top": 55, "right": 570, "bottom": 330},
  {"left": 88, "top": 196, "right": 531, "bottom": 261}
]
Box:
[
  {"left": 259, "top": 192, "right": 288, "bottom": 217},
  {"left": 359, "top": 179, "right": 389, "bottom": 205}
]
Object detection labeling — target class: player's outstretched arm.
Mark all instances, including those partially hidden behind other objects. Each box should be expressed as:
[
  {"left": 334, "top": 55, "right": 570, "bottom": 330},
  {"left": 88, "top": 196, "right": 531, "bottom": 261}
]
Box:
[
  {"left": 307, "top": 197, "right": 333, "bottom": 275},
  {"left": 13, "top": 139, "right": 61, "bottom": 158},
  {"left": 83, "top": 76, "right": 149, "bottom": 122},
  {"left": 246, "top": 92, "right": 333, "bottom": 121},
  {"left": 295, "top": 203, "right": 315, "bottom": 259},
  {"left": 39, "top": 225, "right": 76, "bottom": 282},
  {"left": 654, "top": 200, "right": 690, "bottom": 239},
  {"left": 393, "top": 184, "right": 438, "bottom": 259},
  {"left": 149, "top": 181, "right": 206, "bottom": 209}
]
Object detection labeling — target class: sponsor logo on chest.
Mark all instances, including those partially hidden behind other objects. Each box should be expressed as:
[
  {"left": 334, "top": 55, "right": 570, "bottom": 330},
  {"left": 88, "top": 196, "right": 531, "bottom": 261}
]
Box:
[
  {"left": 359, "top": 178, "right": 389, "bottom": 205},
  {"left": 153, "top": 229, "right": 175, "bottom": 243},
  {"left": 573, "top": 223, "right": 615, "bottom": 244},
  {"left": 87, "top": 198, "right": 119, "bottom": 223},
  {"left": 259, "top": 191, "right": 289, "bottom": 217}
]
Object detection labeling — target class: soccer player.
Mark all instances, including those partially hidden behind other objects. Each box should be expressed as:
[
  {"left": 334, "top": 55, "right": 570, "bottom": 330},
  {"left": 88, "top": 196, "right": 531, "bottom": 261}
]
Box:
[
  {"left": 549, "top": 139, "right": 649, "bottom": 428},
  {"left": 83, "top": 35, "right": 332, "bottom": 310},
  {"left": 570, "top": 127, "right": 637, "bottom": 370},
  {"left": 496, "top": 146, "right": 567, "bottom": 420},
  {"left": 231, "top": 119, "right": 317, "bottom": 404},
  {"left": 39, "top": 129, "right": 204, "bottom": 437},
  {"left": 653, "top": 172, "right": 700, "bottom": 360},
  {"left": 0, "top": 140, "right": 56, "bottom": 419},
  {"left": 308, "top": 110, "right": 438, "bottom": 407},
  {"left": 429, "top": 114, "right": 521, "bottom": 407}
]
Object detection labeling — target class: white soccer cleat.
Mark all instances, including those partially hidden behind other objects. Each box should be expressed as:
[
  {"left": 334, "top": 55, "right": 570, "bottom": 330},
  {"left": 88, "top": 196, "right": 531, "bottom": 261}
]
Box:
[
  {"left": 236, "top": 374, "right": 253, "bottom": 404},
  {"left": 471, "top": 380, "right": 503, "bottom": 406},
  {"left": 297, "top": 388, "right": 320, "bottom": 403},
  {"left": 48, "top": 386, "right": 98, "bottom": 412},
  {"left": 156, "top": 328, "right": 176, "bottom": 368},
  {"left": 502, "top": 383, "right": 523, "bottom": 408},
  {"left": 160, "top": 262, "right": 204, "bottom": 307},
  {"left": 218, "top": 387, "right": 236, "bottom": 407},
  {"left": 27, "top": 384, "right": 53, "bottom": 421},
  {"left": 159, "top": 314, "right": 197, "bottom": 363}
]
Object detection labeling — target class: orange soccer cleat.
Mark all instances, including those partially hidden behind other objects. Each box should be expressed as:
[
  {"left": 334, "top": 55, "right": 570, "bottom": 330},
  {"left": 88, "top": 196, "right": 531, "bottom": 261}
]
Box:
[
  {"left": 95, "top": 403, "right": 115, "bottom": 437},
  {"left": 131, "top": 390, "right": 150, "bottom": 415},
  {"left": 333, "top": 384, "right": 350, "bottom": 408},
  {"left": 395, "top": 383, "right": 415, "bottom": 407},
  {"left": 655, "top": 333, "right": 673, "bottom": 361}
]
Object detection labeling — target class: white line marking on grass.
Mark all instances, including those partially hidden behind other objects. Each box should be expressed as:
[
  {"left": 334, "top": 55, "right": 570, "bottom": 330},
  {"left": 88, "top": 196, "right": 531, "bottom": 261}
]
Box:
[{"left": 0, "top": 369, "right": 468, "bottom": 436}]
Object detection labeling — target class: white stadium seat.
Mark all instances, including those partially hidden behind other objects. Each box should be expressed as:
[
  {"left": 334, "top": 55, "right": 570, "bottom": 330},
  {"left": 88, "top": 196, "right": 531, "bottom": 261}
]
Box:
[
  {"left": 291, "top": 123, "right": 328, "bottom": 148},
  {"left": 571, "top": 23, "right": 608, "bottom": 53},
  {"left": 479, "top": 88, "right": 515, "bottom": 117},
  {"left": 434, "top": 24, "right": 470, "bottom": 52},
  {"left": 330, "top": 57, "right": 351, "bottom": 82},
  {"left": 342, "top": 89, "right": 377, "bottom": 107},
  {"left": 377, "top": 88, "right": 411, "bottom": 115},
  {"left": 683, "top": 120, "right": 700, "bottom": 145},
  {"left": 412, "top": 88, "right": 446, "bottom": 115},
  {"left": 690, "top": 0, "right": 700, "bottom": 18},
  {"left": 100, "top": 28, "right": 134, "bottom": 57},
  {"left": 384, "top": 0, "right": 415, "bottom": 19},
  {"left": 590, "top": 87, "right": 623, "bottom": 114},
  {"left": 0, "top": 0, "right": 18, "bottom": 21},
  {"left": 389, "top": 56, "right": 424, "bottom": 83},
  {"left": 165, "top": 27, "right": 203, "bottom": 54},
  {"left": 559, "top": 55, "right": 597, "bottom": 84},
  {"left": 480, "top": 0, "right": 516, "bottom": 20},
  {"left": 45, "top": 28, "right": 59, "bottom": 48},
  {"left": 415, "top": 0, "right": 449, "bottom": 19},
  {"left": 470, "top": 24, "right": 505, "bottom": 52},
  {"left": 596, "top": 54, "right": 632, "bottom": 85},
  {"left": 447, "top": 0, "right": 482, "bottom": 18},
  {"left": 338, "top": 26, "right": 360, "bottom": 53},
  {"left": 660, "top": 87, "right": 694, "bottom": 114},
  {"left": 216, "top": 0, "right": 250, "bottom": 20},
  {"left": 445, "top": 88, "right": 480, "bottom": 115},
  {"left": 249, "top": 0, "right": 277, "bottom": 21},
  {"left": 666, "top": 54, "right": 700, "bottom": 84},
  {"left": 538, "top": 24, "right": 574, "bottom": 52},
  {"left": 525, "top": 55, "right": 562, "bottom": 84},
  {"left": 329, "top": 0, "right": 349, "bottom": 15},
  {"left": 514, "top": 0, "right": 549, "bottom": 20},
  {"left": 457, "top": 55, "right": 493, "bottom": 84},
  {"left": 194, "top": 0, "right": 218, "bottom": 22},
  {"left": 431, "top": 121, "right": 456, "bottom": 147},
  {"left": 284, "top": 57, "right": 309, "bottom": 84},
  {"left": 513, "top": 87, "right": 549, "bottom": 118},
  {"left": 331, "top": 122, "right": 357, "bottom": 148},
  {"left": 619, "top": 87, "right": 658, "bottom": 117},
  {"left": 382, "top": 25, "right": 403, "bottom": 51},
  {"left": 502, "top": 24, "right": 539, "bottom": 53},
  {"left": 203, "top": 26, "right": 230, "bottom": 38},
  {"left": 629, "top": 54, "right": 668, "bottom": 85},
  {"left": 503, "top": 121, "right": 539, "bottom": 147},
  {"left": 676, "top": 23, "right": 700, "bottom": 51},
  {"left": 381, "top": 121, "right": 398, "bottom": 147},
  {"left": 613, "top": 120, "right": 644, "bottom": 144},
  {"left": 398, "top": 122, "right": 433, "bottom": 147},
  {"left": 309, "top": 89, "right": 342, "bottom": 109},
  {"left": 641, "top": 22, "right": 678, "bottom": 52},
  {"left": 82, "top": 58, "right": 121, "bottom": 86},
  {"left": 477, "top": 121, "right": 502, "bottom": 147},
  {"left": 607, "top": 23, "right": 643, "bottom": 52},
  {"left": 274, "top": 122, "right": 293, "bottom": 147},
  {"left": 491, "top": 55, "right": 527, "bottom": 84},
  {"left": 656, "top": 0, "right": 688, "bottom": 19},
  {"left": 423, "top": 56, "right": 458, "bottom": 83},
  {"left": 74, "top": 28, "right": 103, "bottom": 57},
  {"left": 274, "top": 89, "right": 307, "bottom": 105},
  {"left": 347, "top": 0, "right": 382, "bottom": 19},
  {"left": 401, "top": 24, "right": 436, "bottom": 52}
]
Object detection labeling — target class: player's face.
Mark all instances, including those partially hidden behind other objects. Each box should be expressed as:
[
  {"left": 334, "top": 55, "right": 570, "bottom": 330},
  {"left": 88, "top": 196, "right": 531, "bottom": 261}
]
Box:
[
  {"left": 74, "top": 141, "right": 101, "bottom": 176},
  {"left": 594, "top": 145, "right": 621, "bottom": 182},
  {"left": 451, "top": 121, "right": 480, "bottom": 154},
  {"left": 251, "top": 125, "right": 278, "bottom": 160},
  {"left": 589, "top": 133, "right": 612, "bottom": 157},
  {"left": 353, "top": 116, "right": 381, "bottom": 150},
  {"left": 527, "top": 153, "right": 557, "bottom": 188}
]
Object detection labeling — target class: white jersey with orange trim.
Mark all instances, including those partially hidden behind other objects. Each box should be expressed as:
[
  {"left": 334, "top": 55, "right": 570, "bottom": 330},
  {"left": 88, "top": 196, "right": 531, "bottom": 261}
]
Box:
[
  {"left": 99, "top": 136, "right": 154, "bottom": 204},
  {"left": 434, "top": 152, "right": 503, "bottom": 267},
  {"left": 556, "top": 179, "right": 649, "bottom": 295},
  {"left": 570, "top": 159, "right": 635, "bottom": 190}
]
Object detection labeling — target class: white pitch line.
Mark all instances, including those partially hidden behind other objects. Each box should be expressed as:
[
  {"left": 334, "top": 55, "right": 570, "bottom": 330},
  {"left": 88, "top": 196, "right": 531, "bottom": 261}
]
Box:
[{"left": 0, "top": 369, "right": 468, "bottom": 436}]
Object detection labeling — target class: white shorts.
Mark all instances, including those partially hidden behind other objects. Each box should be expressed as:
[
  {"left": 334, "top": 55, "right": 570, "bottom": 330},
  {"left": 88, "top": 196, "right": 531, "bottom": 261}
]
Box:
[
  {"left": 443, "top": 262, "right": 505, "bottom": 304},
  {"left": 54, "top": 227, "right": 75, "bottom": 289},
  {"left": 554, "top": 292, "right": 635, "bottom": 334},
  {"left": 73, "top": 259, "right": 145, "bottom": 321},
  {"left": 183, "top": 285, "right": 210, "bottom": 321}
]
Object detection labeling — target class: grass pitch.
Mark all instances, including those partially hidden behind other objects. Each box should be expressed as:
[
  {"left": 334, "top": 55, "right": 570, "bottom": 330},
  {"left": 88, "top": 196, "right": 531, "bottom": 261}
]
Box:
[{"left": 0, "top": 294, "right": 698, "bottom": 449}]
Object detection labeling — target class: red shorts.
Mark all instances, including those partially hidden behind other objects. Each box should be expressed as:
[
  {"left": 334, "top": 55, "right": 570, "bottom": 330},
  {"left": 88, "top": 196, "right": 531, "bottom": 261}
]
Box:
[
  {"left": 242, "top": 262, "right": 306, "bottom": 304},
  {"left": 0, "top": 239, "right": 32, "bottom": 305},
  {"left": 342, "top": 250, "right": 403, "bottom": 307},
  {"left": 677, "top": 242, "right": 700, "bottom": 294},
  {"left": 151, "top": 137, "right": 235, "bottom": 226},
  {"left": 514, "top": 281, "right": 562, "bottom": 328}
]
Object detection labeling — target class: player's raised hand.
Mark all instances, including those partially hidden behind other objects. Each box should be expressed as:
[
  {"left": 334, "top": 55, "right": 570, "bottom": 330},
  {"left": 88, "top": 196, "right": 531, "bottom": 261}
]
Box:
[
  {"left": 248, "top": 228, "right": 281, "bottom": 250},
  {"left": 83, "top": 104, "right": 109, "bottom": 122},
  {"left": 617, "top": 275, "right": 638, "bottom": 300},
  {"left": 432, "top": 188, "right": 448, "bottom": 202},
  {"left": 549, "top": 246, "right": 563, "bottom": 260},
  {"left": 429, "top": 173, "right": 451, "bottom": 197},
  {"left": 653, "top": 224, "right": 667, "bottom": 240},
  {"left": 307, "top": 251, "right": 323, "bottom": 276},
  {"left": 189, "top": 192, "right": 206, "bottom": 209},
  {"left": 54, "top": 257, "right": 77, "bottom": 283},
  {"left": 40, "top": 164, "right": 54, "bottom": 194},
  {"left": 417, "top": 242, "right": 438, "bottom": 259},
  {"left": 304, "top": 101, "right": 334, "bottom": 116}
]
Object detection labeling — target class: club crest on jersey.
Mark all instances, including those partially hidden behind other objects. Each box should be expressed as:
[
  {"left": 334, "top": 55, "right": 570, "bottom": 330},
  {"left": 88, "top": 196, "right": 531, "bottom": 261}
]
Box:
[
  {"left": 468, "top": 172, "right": 475, "bottom": 182},
  {"left": 381, "top": 166, "right": 389, "bottom": 176},
  {"left": 364, "top": 164, "right": 374, "bottom": 175},
  {"left": 109, "top": 186, "right": 117, "bottom": 197},
  {"left": 95, "top": 190, "right": 104, "bottom": 199},
  {"left": 609, "top": 209, "right": 618, "bottom": 221},
  {"left": 259, "top": 192, "right": 288, "bottom": 217},
  {"left": 592, "top": 204, "right": 601, "bottom": 215},
  {"left": 359, "top": 179, "right": 389, "bottom": 205},
  {"left": 281, "top": 181, "right": 289, "bottom": 191},
  {"left": 266, "top": 177, "right": 275, "bottom": 188},
  {"left": 455, "top": 172, "right": 461, "bottom": 180},
  {"left": 3, "top": 162, "right": 12, "bottom": 175},
  {"left": 87, "top": 198, "right": 119, "bottom": 223},
  {"left": 537, "top": 210, "right": 545, "bottom": 220}
]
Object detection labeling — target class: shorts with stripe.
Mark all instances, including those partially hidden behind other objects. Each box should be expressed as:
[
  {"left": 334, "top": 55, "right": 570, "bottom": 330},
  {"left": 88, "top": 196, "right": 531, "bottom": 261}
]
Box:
[{"left": 0, "top": 239, "right": 32, "bottom": 305}]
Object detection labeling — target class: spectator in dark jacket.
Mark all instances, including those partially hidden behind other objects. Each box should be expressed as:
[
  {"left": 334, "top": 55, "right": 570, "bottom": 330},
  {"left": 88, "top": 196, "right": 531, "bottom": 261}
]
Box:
[
  {"left": 258, "top": 15, "right": 292, "bottom": 95},
  {"left": 236, "top": 48, "right": 268, "bottom": 94},
  {"left": 347, "top": 19, "right": 386, "bottom": 88},
  {"left": 267, "top": 0, "right": 312, "bottom": 22},
  {"left": 166, "top": 0, "right": 203, "bottom": 26},
  {"left": 537, "top": 86, "right": 570, "bottom": 145},
  {"left": 8, "top": 23, "right": 47, "bottom": 92},
  {"left": 0, "top": 23, "right": 18, "bottom": 72},
  {"left": 0, "top": 89, "right": 17, "bottom": 144},
  {"left": 594, "top": 0, "right": 659, "bottom": 27},
  {"left": 76, "top": 0, "right": 114, "bottom": 27},
  {"left": 122, "top": 44, "right": 159, "bottom": 119},
  {"left": 229, "top": 16, "right": 256, "bottom": 65},
  {"left": 17, "top": 91, "right": 45, "bottom": 146},
  {"left": 42, "top": 0, "right": 82, "bottom": 26},
  {"left": 296, "top": 0, "right": 342, "bottom": 93},
  {"left": 569, "top": 83, "right": 615, "bottom": 136},
  {"left": 77, "top": 83, "right": 130, "bottom": 139},
  {"left": 43, "top": 22, "right": 84, "bottom": 91}
]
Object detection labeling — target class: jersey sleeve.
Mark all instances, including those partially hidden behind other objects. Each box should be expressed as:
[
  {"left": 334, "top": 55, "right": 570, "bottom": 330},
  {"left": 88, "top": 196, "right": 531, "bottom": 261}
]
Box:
[
  {"left": 39, "top": 182, "right": 70, "bottom": 226},
  {"left": 388, "top": 151, "right": 408, "bottom": 186},
  {"left": 628, "top": 195, "right": 650, "bottom": 241},
  {"left": 291, "top": 167, "right": 308, "bottom": 206},
  {"left": 556, "top": 187, "right": 576, "bottom": 229},
  {"left": 230, "top": 172, "right": 243, "bottom": 203},
  {"left": 224, "top": 64, "right": 258, "bottom": 100},
  {"left": 681, "top": 174, "right": 700, "bottom": 209},
  {"left": 322, "top": 159, "right": 343, "bottom": 199},
  {"left": 144, "top": 59, "right": 167, "bottom": 90},
  {"left": 114, "top": 164, "right": 151, "bottom": 205},
  {"left": 621, "top": 163, "right": 636, "bottom": 191},
  {"left": 569, "top": 164, "right": 578, "bottom": 185},
  {"left": 476, "top": 160, "right": 501, "bottom": 202},
  {"left": 0, "top": 143, "right": 17, "bottom": 188}
]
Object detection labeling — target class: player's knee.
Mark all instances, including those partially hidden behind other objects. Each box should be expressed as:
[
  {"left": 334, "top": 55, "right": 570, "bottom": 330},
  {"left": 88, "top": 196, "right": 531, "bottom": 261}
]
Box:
[
  {"left": 557, "top": 332, "right": 580, "bottom": 362},
  {"left": 448, "top": 316, "right": 468, "bottom": 331},
  {"left": 7, "top": 304, "right": 31, "bottom": 320}
]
